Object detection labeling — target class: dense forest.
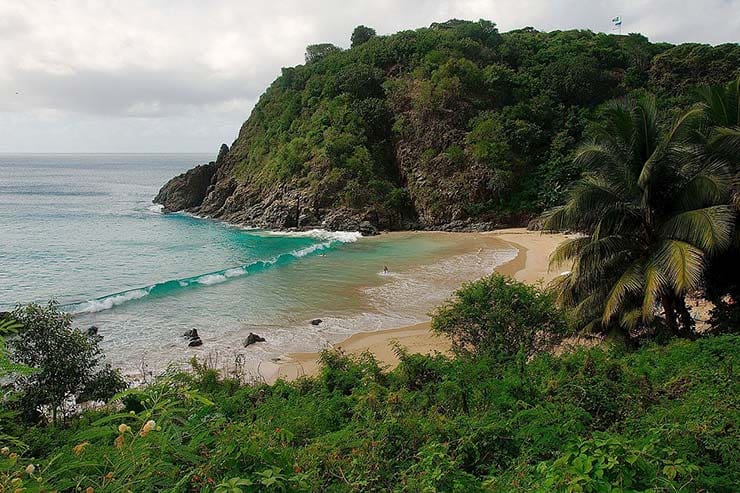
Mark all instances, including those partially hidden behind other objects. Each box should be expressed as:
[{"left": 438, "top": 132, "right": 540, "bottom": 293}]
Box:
[{"left": 157, "top": 19, "right": 740, "bottom": 231}]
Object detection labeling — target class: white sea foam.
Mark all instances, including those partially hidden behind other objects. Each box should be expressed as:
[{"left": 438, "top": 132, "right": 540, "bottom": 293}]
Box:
[
  {"left": 196, "top": 274, "right": 228, "bottom": 285},
  {"left": 263, "top": 229, "right": 362, "bottom": 243},
  {"left": 224, "top": 267, "right": 246, "bottom": 277},
  {"left": 291, "top": 241, "right": 332, "bottom": 258},
  {"left": 147, "top": 204, "right": 164, "bottom": 214},
  {"left": 73, "top": 289, "right": 150, "bottom": 314}
]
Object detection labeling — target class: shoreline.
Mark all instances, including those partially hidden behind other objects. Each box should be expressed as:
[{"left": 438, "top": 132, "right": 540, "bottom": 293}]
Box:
[{"left": 270, "top": 228, "right": 568, "bottom": 382}]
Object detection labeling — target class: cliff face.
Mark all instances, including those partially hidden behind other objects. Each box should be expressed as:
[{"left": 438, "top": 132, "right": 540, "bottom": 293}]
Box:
[{"left": 155, "top": 20, "right": 740, "bottom": 232}]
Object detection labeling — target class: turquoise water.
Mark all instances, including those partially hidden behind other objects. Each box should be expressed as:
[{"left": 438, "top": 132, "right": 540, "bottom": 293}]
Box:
[{"left": 1, "top": 154, "right": 516, "bottom": 373}]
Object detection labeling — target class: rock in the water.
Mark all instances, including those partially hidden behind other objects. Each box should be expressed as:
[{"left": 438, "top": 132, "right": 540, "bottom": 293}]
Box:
[
  {"left": 154, "top": 163, "right": 216, "bottom": 212},
  {"left": 183, "top": 329, "right": 202, "bottom": 346},
  {"left": 243, "top": 332, "right": 266, "bottom": 347},
  {"left": 358, "top": 221, "right": 379, "bottom": 236},
  {"left": 310, "top": 319, "right": 323, "bottom": 326},
  {"left": 87, "top": 326, "right": 99, "bottom": 336}
]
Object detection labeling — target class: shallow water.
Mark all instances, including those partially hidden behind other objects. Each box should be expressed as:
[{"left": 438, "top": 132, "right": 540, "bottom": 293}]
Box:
[{"left": 0, "top": 154, "right": 516, "bottom": 373}]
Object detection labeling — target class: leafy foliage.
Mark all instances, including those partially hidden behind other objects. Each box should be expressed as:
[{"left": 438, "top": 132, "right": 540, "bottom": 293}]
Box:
[
  {"left": 8, "top": 302, "right": 127, "bottom": 423},
  {"left": 432, "top": 274, "right": 570, "bottom": 358},
  {"left": 350, "top": 25, "right": 376, "bottom": 48},
  {"left": 1, "top": 331, "right": 736, "bottom": 491}
]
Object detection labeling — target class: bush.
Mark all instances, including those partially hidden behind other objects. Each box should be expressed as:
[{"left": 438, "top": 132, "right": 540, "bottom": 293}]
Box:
[
  {"left": 9, "top": 302, "right": 126, "bottom": 423},
  {"left": 431, "top": 274, "right": 569, "bottom": 358}
]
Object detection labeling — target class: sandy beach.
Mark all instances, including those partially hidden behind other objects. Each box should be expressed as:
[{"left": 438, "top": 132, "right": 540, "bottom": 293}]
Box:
[{"left": 271, "top": 228, "right": 568, "bottom": 382}]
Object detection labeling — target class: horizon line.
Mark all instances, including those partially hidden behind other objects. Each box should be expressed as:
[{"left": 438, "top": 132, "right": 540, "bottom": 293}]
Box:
[{"left": 0, "top": 151, "right": 216, "bottom": 155}]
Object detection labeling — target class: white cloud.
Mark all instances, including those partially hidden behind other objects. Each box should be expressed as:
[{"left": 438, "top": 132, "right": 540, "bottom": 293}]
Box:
[{"left": 0, "top": 0, "right": 738, "bottom": 152}]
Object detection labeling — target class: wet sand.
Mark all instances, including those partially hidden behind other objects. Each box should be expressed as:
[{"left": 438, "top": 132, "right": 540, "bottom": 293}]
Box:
[{"left": 269, "top": 228, "right": 568, "bottom": 382}]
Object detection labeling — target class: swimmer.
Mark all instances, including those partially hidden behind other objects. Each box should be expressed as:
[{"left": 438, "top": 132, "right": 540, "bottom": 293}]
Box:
[{"left": 383, "top": 265, "right": 389, "bottom": 275}]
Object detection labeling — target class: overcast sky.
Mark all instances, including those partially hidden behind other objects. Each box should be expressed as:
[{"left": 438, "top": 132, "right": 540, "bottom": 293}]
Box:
[{"left": 1, "top": 1, "right": 738, "bottom": 154}]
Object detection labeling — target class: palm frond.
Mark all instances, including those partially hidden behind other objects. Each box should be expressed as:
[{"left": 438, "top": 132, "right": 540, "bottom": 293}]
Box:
[
  {"left": 619, "top": 308, "right": 643, "bottom": 331},
  {"left": 641, "top": 261, "right": 667, "bottom": 321},
  {"left": 602, "top": 260, "right": 645, "bottom": 324},
  {"left": 549, "top": 237, "right": 590, "bottom": 269},
  {"left": 661, "top": 205, "right": 735, "bottom": 253},
  {"left": 655, "top": 240, "right": 705, "bottom": 294},
  {"left": 712, "top": 126, "right": 740, "bottom": 158}
]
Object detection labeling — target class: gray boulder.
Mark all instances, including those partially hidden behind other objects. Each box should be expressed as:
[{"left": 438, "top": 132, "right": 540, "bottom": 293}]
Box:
[{"left": 243, "top": 332, "right": 266, "bottom": 347}]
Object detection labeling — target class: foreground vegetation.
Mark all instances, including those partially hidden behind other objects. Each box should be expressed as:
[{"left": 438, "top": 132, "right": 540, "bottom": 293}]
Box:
[{"left": 0, "top": 274, "right": 738, "bottom": 492}]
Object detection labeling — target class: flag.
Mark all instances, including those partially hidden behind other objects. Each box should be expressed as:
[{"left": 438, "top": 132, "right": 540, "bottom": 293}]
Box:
[{"left": 612, "top": 16, "right": 622, "bottom": 26}]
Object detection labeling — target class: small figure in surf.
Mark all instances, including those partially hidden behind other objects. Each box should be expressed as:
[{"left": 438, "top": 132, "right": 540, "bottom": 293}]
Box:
[{"left": 383, "top": 265, "right": 389, "bottom": 275}]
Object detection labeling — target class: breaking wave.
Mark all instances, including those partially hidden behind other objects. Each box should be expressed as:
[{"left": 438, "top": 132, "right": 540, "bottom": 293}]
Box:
[{"left": 66, "top": 238, "right": 345, "bottom": 314}]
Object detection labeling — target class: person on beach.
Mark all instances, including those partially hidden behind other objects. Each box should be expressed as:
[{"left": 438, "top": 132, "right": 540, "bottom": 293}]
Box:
[{"left": 383, "top": 265, "right": 388, "bottom": 275}]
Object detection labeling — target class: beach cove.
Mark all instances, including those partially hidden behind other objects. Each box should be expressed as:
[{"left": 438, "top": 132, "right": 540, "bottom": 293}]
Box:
[{"left": 268, "top": 228, "right": 568, "bottom": 382}]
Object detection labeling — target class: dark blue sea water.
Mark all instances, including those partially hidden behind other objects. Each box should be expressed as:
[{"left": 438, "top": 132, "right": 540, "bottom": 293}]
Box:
[{"left": 0, "top": 154, "right": 515, "bottom": 373}]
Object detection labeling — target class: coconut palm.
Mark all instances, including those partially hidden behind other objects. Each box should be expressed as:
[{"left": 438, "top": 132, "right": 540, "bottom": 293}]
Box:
[
  {"left": 696, "top": 76, "right": 740, "bottom": 330},
  {"left": 544, "top": 94, "right": 735, "bottom": 336},
  {"left": 697, "top": 75, "right": 739, "bottom": 202}
]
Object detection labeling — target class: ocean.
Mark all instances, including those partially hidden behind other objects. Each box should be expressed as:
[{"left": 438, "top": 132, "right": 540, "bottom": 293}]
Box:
[{"left": 0, "top": 153, "right": 516, "bottom": 374}]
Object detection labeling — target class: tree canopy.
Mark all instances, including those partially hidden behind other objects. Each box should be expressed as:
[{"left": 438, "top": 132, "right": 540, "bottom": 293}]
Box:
[{"left": 226, "top": 20, "right": 740, "bottom": 228}]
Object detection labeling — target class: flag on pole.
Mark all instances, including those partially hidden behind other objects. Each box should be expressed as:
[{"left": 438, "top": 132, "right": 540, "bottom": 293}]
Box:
[{"left": 612, "top": 16, "right": 622, "bottom": 26}]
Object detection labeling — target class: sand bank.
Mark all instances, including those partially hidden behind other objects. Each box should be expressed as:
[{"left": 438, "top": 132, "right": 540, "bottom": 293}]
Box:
[{"left": 270, "top": 228, "right": 568, "bottom": 382}]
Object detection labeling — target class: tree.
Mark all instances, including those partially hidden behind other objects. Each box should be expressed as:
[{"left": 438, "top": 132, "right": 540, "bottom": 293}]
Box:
[
  {"left": 431, "top": 274, "right": 569, "bottom": 358},
  {"left": 696, "top": 76, "right": 740, "bottom": 332},
  {"left": 350, "top": 25, "right": 376, "bottom": 48},
  {"left": 10, "top": 302, "right": 126, "bottom": 423},
  {"left": 304, "top": 43, "right": 341, "bottom": 64},
  {"left": 544, "top": 95, "right": 735, "bottom": 337}
]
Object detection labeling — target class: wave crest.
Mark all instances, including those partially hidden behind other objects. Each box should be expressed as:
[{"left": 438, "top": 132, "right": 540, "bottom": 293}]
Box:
[{"left": 67, "top": 239, "right": 342, "bottom": 314}]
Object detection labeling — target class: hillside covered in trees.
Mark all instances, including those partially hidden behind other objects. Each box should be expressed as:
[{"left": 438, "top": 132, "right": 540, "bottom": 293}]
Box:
[{"left": 155, "top": 19, "right": 740, "bottom": 231}]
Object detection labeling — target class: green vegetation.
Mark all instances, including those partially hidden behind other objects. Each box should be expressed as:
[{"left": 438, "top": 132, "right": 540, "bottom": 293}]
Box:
[
  {"left": 432, "top": 274, "right": 569, "bottom": 358},
  {"left": 1, "top": 305, "right": 737, "bottom": 491},
  {"left": 226, "top": 19, "right": 739, "bottom": 226},
  {"left": 7, "top": 302, "right": 126, "bottom": 425},
  {"left": 1, "top": 275, "right": 738, "bottom": 491},
  {"left": 544, "top": 93, "right": 736, "bottom": 336}
]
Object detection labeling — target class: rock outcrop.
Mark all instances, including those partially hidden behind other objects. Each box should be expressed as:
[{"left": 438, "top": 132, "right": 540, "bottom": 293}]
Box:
[{"left": 154, "top": 163, "right": 216, "bottom": 213}]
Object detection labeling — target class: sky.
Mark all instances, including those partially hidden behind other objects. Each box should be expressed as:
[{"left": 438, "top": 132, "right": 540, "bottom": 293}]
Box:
[{"left": 1, "top": 1, "right": 738, "bottom": 154}]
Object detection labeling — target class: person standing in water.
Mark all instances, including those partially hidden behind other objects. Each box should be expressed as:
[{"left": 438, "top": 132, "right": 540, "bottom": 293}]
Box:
[{"left": 383, "top": 265, "right": 389, "bottom": 275}]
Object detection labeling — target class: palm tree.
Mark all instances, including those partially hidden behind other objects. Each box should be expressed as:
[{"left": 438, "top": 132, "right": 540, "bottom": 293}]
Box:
[
  {"left": 544, "top": 94, "right": 735, "bottom": 337},
  {"left": 696, "top": 76, "right": 740, "bottom": 329},
  {"left": 697, "top": 75, "right": 739, "bottom": 205}
]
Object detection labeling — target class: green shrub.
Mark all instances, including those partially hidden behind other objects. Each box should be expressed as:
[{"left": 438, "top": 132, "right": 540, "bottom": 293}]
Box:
[
  {"left": 432, "top": 273, "right": 570, "bottom": 358},
  {"left": 9, "top": 302, "right": 126, "bottom": 424}
]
